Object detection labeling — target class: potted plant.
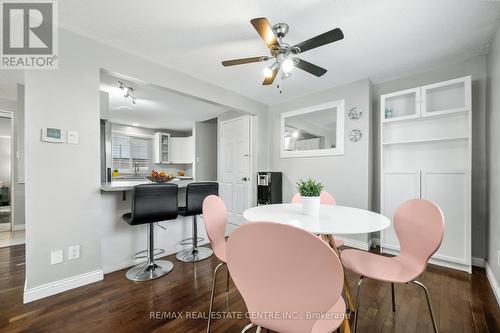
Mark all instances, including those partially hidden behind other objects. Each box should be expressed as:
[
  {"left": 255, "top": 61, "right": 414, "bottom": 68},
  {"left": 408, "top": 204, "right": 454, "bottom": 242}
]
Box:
[{"left": 296, "top": 178, "right": 324, "bottom": 217}]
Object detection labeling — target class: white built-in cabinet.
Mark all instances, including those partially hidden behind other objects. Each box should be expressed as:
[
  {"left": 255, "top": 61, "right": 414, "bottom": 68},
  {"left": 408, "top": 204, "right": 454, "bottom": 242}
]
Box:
[
  {"left": 170, "top": 136, "right": 194, "bottom": 164},
  {"left": 153, "top": 132, "right": 171, "bottom": 164},
  {"left": 154, "top": 133, "right": 194, "bottom": 164},
  {"left": 380, "top": 76, "right": 471, "bottom": 273}
]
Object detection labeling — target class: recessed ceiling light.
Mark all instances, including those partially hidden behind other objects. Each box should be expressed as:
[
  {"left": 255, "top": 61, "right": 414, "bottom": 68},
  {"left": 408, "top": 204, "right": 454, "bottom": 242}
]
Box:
[{"left": 132, "top": 123, "right": 139, "bottom": 127}]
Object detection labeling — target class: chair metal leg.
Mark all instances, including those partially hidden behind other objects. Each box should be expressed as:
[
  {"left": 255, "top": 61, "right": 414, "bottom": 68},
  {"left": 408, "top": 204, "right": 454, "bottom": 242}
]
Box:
[
  {"left": 391, "top": 282, "right": 396, "bottom": 312},
  {"left": 411, "top": 280, "right": 439, "bottom": 333},
  {"left": 207, "top": 262, "right": 225, "bottom": 333},
  {"left": 241, "top": 323, "right": 256, "bottom": 333},
  {"left": 353, "top": 276, "right": 365, "bottom": 333},
  {"left": 256, "top": 326, "right": 262, "bottom": 333}
]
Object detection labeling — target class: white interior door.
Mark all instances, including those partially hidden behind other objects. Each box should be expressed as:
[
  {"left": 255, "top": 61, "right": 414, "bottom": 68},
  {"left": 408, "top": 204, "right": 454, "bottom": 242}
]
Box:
[{"left": 219, "top": 116, "right": 251, "bottom": 223}]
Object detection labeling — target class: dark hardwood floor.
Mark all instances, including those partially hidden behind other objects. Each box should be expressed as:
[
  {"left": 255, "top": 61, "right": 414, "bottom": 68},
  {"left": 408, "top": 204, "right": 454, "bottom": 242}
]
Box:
[{"left": 0, "top": 244, "right": 499, "bottom": 333}]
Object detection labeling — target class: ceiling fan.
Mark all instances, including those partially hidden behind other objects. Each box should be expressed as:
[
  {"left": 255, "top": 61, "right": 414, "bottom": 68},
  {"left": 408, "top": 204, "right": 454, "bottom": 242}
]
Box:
[{"left": 222, "top": 18, "right": 344, "bottom": 86}]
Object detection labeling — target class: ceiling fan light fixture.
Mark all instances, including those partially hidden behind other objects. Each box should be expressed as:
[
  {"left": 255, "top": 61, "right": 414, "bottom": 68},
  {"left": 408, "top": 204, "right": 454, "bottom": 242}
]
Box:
[
  {"left": 281, "top": 58, "right": 294, "bottom": 73},
  {"left": 264, "top": 62, "right": 279, "bottom": 78}
]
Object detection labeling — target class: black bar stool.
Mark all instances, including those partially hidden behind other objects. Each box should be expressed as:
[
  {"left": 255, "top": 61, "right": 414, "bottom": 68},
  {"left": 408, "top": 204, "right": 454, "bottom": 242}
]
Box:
[
  {"left": 176, "top": 182, "right": 219, "bottom": 263},
  {"left": 122, "top": 183, "right": 178, "bottom": 281}
]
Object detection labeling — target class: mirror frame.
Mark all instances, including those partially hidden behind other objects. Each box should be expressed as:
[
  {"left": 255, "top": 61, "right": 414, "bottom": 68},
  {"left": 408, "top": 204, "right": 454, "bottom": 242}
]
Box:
[{"left": 280, "top": 99, "right": 345, "bottom": 158}]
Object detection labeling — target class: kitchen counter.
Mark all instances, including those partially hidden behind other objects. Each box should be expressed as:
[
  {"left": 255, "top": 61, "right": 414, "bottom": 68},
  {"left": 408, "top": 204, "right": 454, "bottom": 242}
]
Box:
[{"left": 100, "top": 179, "right": 195, "bottom": 192}]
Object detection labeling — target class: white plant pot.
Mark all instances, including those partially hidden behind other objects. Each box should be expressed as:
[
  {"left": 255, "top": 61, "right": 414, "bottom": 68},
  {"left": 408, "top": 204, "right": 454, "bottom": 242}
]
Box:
[{"left": 301, "top": 196, "right": 321, "bottom": 217}]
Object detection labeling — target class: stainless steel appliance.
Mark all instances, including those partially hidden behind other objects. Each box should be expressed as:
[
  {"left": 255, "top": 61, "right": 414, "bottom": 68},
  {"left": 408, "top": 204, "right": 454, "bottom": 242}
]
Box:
[{"left": 257, "top": 172, "right": 282, "bottom": 205}]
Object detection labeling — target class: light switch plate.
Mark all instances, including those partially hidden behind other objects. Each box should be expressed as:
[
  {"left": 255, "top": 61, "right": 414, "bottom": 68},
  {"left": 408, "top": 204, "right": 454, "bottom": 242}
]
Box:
[
  {"left": 51, "top": 249, "right": 63, "bottom": 264},
  {"left": 67, "top": 130, "right": 79, "bottom": 144},
  {"left": 68, "top": 245, "right": 80, "bottom": 260}
]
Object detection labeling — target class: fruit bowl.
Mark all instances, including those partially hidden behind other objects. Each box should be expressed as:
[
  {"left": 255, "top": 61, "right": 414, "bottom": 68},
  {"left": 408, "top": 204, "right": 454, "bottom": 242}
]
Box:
[{"left": 147, "top": 175, "right": 175, "bottom": 183}]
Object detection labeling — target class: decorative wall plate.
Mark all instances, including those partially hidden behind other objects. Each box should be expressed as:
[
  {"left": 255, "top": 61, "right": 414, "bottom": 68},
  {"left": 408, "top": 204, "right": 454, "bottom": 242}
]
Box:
[
  {"left": 348, "top": 107, "right": 362, "bottom": 120},
  {"left": 349, "top": 129, "right": 362, "bottom": 142}
]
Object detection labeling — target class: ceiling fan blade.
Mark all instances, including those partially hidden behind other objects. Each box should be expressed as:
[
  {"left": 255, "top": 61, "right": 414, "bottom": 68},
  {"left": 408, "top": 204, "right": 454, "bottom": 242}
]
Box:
[
  {"left": 262, "top": 68, "right": 279, "bottom": 85},
  {"left": 293, "top": 28, "right": 344, "bottom": 53},
  {"left": 250, "top": 17, "right": 280, "bottom": 49},
  {"left": 294, "top": 58, "right": 327, "bottom": 77},
  {"left": 222, "top": 56, "right": 270, "bottom": 67}
]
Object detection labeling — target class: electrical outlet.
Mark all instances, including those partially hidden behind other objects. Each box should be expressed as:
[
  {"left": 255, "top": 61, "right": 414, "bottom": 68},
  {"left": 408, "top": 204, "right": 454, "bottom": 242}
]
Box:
[
  {"left": 68, "top": 245, "right": 80, "bottom": 260},
  {"left": 51, "top": 250, "right": 63, "bottom": 265}
]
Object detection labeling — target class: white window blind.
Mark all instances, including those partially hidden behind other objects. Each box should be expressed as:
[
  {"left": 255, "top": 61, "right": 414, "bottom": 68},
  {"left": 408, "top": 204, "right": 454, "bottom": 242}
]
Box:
[{"left": 112, "top": 132, "right": 152, "bottom": 174}]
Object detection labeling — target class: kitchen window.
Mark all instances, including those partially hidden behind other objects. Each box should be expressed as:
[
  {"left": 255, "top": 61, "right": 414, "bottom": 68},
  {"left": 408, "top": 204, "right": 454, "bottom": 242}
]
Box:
[{"left": 112, "top": 132, "right": 153, "bottom": 175}]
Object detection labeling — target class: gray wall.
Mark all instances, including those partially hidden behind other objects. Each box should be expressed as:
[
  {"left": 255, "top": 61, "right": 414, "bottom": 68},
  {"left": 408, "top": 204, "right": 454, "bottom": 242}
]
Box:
[
  {"left": 371, "top": 56, "right": 487, "bottom": 259},
  {"left": 194, "top": 118, "right": 217, "bottom": 181},
  {"left": 269, "top": 79, "right": 372, "bottom": 246},
  {"left": 486, "top": 26, "right": 500, "bottom": 288}
]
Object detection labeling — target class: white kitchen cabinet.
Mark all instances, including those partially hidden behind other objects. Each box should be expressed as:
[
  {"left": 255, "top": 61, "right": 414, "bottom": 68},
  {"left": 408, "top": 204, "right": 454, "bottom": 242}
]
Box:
[
  {"left": 153, "top": 132, "right": 170, "bottom": 164},
  {"left": 380, "top": 76, "right": 471, "bottom": 273},
  {"left": 170, "top": 136, "right": 193, "bottom": 164}
]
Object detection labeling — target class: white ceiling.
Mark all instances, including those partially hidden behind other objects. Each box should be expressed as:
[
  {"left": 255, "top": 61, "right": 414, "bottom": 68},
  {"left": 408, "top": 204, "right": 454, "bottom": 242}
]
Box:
[
  {"left": 62, "top": 0, "right": 500, "bottom": 105},
  {"left": 100, "top": 71, "right": 229, "bottom": 130}
]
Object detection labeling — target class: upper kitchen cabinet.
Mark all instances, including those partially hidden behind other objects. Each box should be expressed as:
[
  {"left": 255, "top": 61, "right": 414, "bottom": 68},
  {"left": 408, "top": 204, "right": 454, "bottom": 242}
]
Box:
[
  {"left": 421, "top": 77, "right": 471, "bottom": 117},
  {"left": 153, "top": 132, "right": 170, "bottom": 164},
  {"left": 170, "top": 136, "right": 194, "bottom": 164},
  {"left": 381, "top": 87, "right": 420, "bottom": 122},
  {"left": 381, "top": 76, "right": 471, "bottom": 123}
]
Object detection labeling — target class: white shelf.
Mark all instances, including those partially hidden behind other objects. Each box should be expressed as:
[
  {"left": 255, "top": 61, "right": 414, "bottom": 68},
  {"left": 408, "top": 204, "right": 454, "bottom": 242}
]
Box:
[
  {"left": 382, "top": 136, "right": 469, "bottom": 146},
  {"left": 383, "top": 108, "right": 469, "bottom": 124}
]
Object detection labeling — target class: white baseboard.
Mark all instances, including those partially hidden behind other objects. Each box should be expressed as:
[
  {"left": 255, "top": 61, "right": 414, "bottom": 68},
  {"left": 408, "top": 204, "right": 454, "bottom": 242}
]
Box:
[
  {"left": 485, "top": 261, "right": 500, "bottom": 307},
  {"left": 471, "top": 256, "right": 485, "bottom": 268},
  {"left": 23, "top": 269, "right": 103, "bottom": 303},
  {"left": 339, "top": 238, "right": 370, "bottom": 251},
  {"left": 12, "top": 224, "right": 25, "bottom": 231}
]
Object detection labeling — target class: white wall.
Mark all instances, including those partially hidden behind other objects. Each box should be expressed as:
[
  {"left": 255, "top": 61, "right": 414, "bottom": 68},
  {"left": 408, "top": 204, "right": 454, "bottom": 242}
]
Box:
[
  {"left": 486, "top": 25, "right": 500, "bottom": 296},
  {"left": 372, "top": 56, "right": 487, "bottom": 259},
  {"left": 24, "top": 29, "right": 269, "bottom": 296},
  {"left": 269, "top": 79, "right": 372, "bottom": 248}
]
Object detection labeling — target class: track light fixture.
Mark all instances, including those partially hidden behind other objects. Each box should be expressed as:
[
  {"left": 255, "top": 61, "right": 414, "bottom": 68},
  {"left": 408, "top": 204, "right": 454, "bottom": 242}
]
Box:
[{"left": 118, "top": 81, "right": 137, "bottom": 104}]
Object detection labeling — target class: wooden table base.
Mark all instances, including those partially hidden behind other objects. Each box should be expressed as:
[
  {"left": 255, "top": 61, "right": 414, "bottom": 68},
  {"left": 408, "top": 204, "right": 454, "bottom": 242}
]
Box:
[{"left": 321, "top": 234, "right": 355, "bottom": 333}]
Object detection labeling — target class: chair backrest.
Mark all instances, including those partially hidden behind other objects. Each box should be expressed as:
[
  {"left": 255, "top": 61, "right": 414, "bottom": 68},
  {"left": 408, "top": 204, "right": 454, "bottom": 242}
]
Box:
[
  {"left": 291, "top": 191, "right": 337, "bottom": 205},
  {"left": 394, "top": 199, "right": 445, "bottom": 273},
  {"left": 185, "top": 182, "right": 219, "bottom": 215},
  {"left": 202, "top": 195, "right": 228, "bottom": 262},
  {"left": 227, "top": 222, "right": 344, "bottom": 333},
  {"left": 130, "top": 183, "right": 178, "bottom": 225}
]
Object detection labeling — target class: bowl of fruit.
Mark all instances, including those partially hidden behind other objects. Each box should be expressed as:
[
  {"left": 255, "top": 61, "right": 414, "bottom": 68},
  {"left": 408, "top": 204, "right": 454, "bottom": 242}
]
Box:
[{"left": 147, "top": 170, "right": 175, "bottom": 183}]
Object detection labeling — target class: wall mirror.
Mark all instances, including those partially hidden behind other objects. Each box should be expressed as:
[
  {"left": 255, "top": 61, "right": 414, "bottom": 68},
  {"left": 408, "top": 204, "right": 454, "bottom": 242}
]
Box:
[{"left": 280, "top": 100, "right": 345, "bottom": 158}]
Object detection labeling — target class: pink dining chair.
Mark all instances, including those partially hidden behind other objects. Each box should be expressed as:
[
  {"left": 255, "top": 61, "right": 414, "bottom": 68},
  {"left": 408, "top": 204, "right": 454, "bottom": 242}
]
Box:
[
  {"left": 292, "top": 191, "right": 344, "bottom": 249},
  {"left": 340, "top": 199, "right": 445, "bottom": 333},
  {"left": 202, "top": 195, "right": 230, "bottom": 333},
  {"left": 227, "top": 222, "right": 348, "bottom": 333}
]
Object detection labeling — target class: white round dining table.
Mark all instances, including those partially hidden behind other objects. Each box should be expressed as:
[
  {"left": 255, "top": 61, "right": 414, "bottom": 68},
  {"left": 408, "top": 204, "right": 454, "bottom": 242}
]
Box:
[{"left": 243, "top": 203, "right": 391, "bottom": 235}]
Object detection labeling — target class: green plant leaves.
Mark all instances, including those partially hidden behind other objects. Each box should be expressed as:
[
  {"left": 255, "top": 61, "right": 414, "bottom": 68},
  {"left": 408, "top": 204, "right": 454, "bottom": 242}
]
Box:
[{"left": 296, "top": 178, "right": 324, "bottom": 197}]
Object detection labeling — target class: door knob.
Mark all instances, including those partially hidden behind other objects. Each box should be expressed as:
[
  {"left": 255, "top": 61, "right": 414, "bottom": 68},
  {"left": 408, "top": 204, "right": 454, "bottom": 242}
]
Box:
[{"left": 242, "top": 177, "right": 249, "bottom": 181}]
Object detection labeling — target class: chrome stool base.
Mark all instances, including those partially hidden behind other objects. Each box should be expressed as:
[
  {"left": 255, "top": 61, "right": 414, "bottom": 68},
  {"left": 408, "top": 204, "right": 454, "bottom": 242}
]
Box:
[
  {"left": 126, "top": 259, "right": 174, "bottom": 282},
  {"left": 176, "top": 247, "right": 213, "bottom": 263}
]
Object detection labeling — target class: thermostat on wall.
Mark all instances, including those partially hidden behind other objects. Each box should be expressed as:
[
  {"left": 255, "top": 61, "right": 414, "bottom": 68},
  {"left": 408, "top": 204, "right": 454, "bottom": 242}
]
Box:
[{"left": 41, "top": 127, "right": 65, "bottom": 143}]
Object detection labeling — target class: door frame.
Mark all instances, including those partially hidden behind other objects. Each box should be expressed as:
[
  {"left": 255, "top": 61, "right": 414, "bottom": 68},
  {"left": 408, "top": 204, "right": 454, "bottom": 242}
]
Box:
[
  {"left": 0, "top": 110, "right": 14, "bottom": 232},
  {"left": 217, "top": 115, "right": 253, "bottom": 218}
]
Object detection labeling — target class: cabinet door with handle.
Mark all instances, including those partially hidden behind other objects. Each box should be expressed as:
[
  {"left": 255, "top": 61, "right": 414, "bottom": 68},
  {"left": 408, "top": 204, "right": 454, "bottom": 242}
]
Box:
[{"left": 170, "top": 136, "right": 193, "bottom": 164}]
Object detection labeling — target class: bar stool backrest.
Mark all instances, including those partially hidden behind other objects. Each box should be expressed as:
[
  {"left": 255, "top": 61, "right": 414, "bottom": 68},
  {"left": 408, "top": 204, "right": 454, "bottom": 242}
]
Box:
[
  {"left": 129, "top": 183, "right": 179, "bottom": 225},
  {"left": 185, "top": 182, "right": 219, "bottom": 216}
]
